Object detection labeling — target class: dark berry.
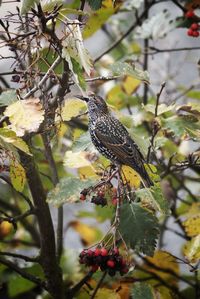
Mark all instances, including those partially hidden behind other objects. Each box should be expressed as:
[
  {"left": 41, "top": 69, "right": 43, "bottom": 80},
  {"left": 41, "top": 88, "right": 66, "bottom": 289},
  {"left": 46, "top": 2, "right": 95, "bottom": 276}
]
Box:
[
  {"left": 191, "top": 23, "right": 199, "bottom": 30},
  {"left": 11, "top": 75, "right": 20, "bottom": 82},
  {"left": 185, "top": 10, "right": 195, "bottom": 18},
  {"left": 80, "top": 194, "right": 86, "bottom": 201},
  {"left": 101, "top": 248, "right": 108, "bottom": 256},
  {"left": 107, "top": 260, "right": 115, "bottom": 268},
  {"left": 187, "top": 29, "right": 194, "bottom": 36},
  {"left": 91, "top": 265, "right": 99, "bottom": 272},
  {"left": 87, "top": 250, "right": 94, "bottom": 256}
]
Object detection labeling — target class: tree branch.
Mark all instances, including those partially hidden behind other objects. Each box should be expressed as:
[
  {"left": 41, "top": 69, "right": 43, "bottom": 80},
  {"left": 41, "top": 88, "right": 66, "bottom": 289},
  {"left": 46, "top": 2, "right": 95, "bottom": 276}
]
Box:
[{"left": 0, "top": 257, "right": 46, "bottom": 288}]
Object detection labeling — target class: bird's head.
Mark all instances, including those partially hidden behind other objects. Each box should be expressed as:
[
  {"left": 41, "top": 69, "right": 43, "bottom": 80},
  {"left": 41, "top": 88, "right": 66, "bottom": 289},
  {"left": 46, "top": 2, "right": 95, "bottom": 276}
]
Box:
[{"left": 75, "top": 93, "right": 109, "bottom": 118}]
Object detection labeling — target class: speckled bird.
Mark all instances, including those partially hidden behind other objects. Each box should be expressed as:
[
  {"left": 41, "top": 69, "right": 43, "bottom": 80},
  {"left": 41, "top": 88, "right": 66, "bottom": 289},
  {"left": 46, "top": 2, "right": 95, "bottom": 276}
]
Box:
[{"left": 76, "top": 94, "right": 153, "bottom": 187}]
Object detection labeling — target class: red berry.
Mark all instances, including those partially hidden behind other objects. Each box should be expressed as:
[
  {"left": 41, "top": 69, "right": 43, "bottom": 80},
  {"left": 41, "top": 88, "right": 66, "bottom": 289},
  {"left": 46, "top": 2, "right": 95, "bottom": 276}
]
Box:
[
  {"left": 80, "top": 194, "right": 86, "bottom": 201},
  {"left": 94, "top": 248, "right": 101, "bottom": 256},
  {"left": 100, "top": 248, "right": 108, "bottom": 256},
  {"left": 113, "top": 247, "right": 119, "bottom": 255},
  {"left": 193, "top": 31, "right": 199, "bottom": 37},
  {"left": 185, "top": 10, "right": 195, "bottom": 18},
  {"left": 191, "top": 23, "right": 199, "bottom": 30},
  {"left": 121, "top": 267, "right": 129, "bottom": 274},
  {"left": 112, "top": 198, "right": 117, "bottom": 206},
  {"left": 91, "top": 265, "right": 99, "bottom": 272},
  {"left": 87, "top": 250, "right": 93, "bottom": 256},
  {"left": 187, "top": 29, "right": 194, "bottom": 36},
  {"left": 107, "top": 260, "right": 115, "bottom": 268}
]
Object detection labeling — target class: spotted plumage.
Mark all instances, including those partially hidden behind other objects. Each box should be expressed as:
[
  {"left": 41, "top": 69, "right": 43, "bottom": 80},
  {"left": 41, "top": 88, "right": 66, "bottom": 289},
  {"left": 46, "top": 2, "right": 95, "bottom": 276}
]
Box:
[{"left": 76, "top": 94, "right": 153, "bottom": 187}]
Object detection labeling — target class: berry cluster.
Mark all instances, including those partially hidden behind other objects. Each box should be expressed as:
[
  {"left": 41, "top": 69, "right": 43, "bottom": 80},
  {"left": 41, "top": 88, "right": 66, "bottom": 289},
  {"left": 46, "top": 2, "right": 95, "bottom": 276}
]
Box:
[
  {"left": 80, "top": 186, "right": 119, "bottom": 207},
  {"left": 79, "top": 247, "right": 129, "bottom": 276},
  {"left": 187, "top": 23, "right": 199, "bottom": 37},
  {"left": 185, "top": 9, "right": 200, "bottom": 38}
]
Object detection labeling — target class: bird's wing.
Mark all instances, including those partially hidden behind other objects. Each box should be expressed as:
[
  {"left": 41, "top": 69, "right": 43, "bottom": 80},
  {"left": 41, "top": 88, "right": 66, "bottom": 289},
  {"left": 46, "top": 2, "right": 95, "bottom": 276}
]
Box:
[{"left": 94, "top": 117, "right": 145, "bottom": 163}]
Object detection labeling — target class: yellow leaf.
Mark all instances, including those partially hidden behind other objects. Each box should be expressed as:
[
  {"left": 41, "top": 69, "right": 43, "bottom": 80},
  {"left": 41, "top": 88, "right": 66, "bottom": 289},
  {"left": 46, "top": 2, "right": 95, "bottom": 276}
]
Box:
[
  {"left": 183, "top": 217, "right": 200, "bottom": 237},
  {"left": 107, "top": 85, "right": 125, "bottom": 109},
  {"left": 183, "top": 235, "right": 200, "bottom": 263},
  {"left": 83, "top": 1, "right": 115, "bottom": 39},
  {"left": 60, "top": 98, "right": 87, "bottom": 121},
  {"left": 94, "top": 288, "right": 121, "bottom": 299},
  {"left": 64, "top": 151, "right": 94, "bottom": 168},
  {"left": 183, "top": 203, "right": 200, "bottom": 237},
  {"left": 10, "top": 160, "right": 26, "bottom": 192},
  {"left": 121, "top": 165, "right": 141, "bottom": 189},
  {"left": 145, "top": 251, "right": 179, "bottom": 285},
  {"left": 122, "top": 76, "right": 141, "bottom": 95},
  {"left": 69, "top": 221, "right": 102, "bottom": 246},
  {"left": 78, "top": 166, "right": 98, "bottom": 179},
  {"left": 4, "top": 98, "right": 44, "bottom": 136},
  {"left": 155, "top": 286, "right": 175, "bottom": 299}
]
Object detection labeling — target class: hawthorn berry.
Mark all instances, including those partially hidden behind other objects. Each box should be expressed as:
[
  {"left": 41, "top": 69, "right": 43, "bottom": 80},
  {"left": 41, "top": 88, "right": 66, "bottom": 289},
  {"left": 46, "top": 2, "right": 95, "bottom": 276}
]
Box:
[
  {"left": 193, "top": 31, "right": 199, "bottom": 37},
  {"left": 100, "top": 248, "right": 108, "bottom": 256},
  {"left": 98, "top": 190, "right": 105, "bottom": 197},
  {"left": 185, "top": 10, "right": 195, "bottom": 18},
  {"left": 187, "top": 29, "right": 194, "bottom": 36},
  {"left": 91, "top": 264, "right": 99, "bottom": 272},
  {"left": 112, "top": 198, "right": 117, "bottom": 206},
  {"left": 191, "top": 23, "right": 199, "bottom": 30},
  {"left": 107, "top": 260, "right": 115, "bottom": 268},
  {"left": 80, "top": 194, "right": 86, "bottom": 201},
  {"left": 113, "top": 247, "right": 119, "bottom": 255},
  {"left": 94, "top": 248, "right": 101, "bottom": 256}
]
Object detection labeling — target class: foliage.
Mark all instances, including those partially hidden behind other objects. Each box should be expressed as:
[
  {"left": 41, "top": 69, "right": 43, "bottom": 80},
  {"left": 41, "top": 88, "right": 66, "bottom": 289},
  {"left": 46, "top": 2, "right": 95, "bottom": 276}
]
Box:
[{"left": 0, "top": 0, "right": 200, "bottom": 299}]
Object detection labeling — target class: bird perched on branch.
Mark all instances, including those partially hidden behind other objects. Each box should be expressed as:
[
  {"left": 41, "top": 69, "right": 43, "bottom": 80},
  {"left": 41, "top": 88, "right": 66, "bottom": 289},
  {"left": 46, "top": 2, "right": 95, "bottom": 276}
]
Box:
[{"left": 76, "top": 94, "right": 153, "bottom": 188}]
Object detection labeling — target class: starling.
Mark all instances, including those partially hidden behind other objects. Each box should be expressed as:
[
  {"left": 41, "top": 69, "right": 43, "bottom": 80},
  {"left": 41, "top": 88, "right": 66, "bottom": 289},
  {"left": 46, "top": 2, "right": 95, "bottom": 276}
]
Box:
[{"left": 76, "top": 94, "right": 153, "bottom": 187}]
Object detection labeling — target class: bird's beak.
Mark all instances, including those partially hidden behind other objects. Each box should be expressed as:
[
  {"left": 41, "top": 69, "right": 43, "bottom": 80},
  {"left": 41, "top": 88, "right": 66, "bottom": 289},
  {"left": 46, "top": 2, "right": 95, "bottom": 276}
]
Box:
[{"left": 75, "top": 95, "right": 89, "bottom": 102}]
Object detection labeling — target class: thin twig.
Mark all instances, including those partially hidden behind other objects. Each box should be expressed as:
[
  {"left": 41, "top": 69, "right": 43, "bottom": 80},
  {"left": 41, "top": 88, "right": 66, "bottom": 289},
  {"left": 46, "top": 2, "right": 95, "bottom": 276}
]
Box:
[
  {"left": 147, "top": 82, "right": 166, "bottom": 162},
  {"left": 23, "top": 56, "right": 62, "bottom": 99},
  {"left": 90, "top": 271, "right": 107, "bottom": 299}
]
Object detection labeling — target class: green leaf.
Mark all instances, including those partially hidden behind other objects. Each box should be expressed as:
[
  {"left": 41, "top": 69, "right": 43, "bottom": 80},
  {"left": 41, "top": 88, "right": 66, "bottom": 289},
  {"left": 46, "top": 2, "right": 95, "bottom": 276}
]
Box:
[
  {"left": 110, "top": 61, "right": 150, "bottom": 83},
  {"left": 144, "top": 103, "right": 175, "bottom": 116},
  {"left": 8, "top": 264, "right": 43, "bottom": 297},
  {"left": 162, "top": 115, "right": 200, "bottom": 137},
  {"left": 135, "top": 184, "right": 171, "bottom": 215},
  {"left": 72, "top": 131, "right": 94, "bottom": 152},
  {"left": 87, "top": 0, "right": 103, "bottom": 10},
  {"left": 132, "top": 282, "right": 156, "bottom": 299},
  {"left": 119, "top": 203, "right": 159, "bottom": 255},
  {"left": 71, "top": 59, "right": 87, "bottom": 90},
  {"left": 0, "top": 90, "right": 18, "bottom": 107},
  {"left": 20, "top": 0, "right": 39, "bottom": 15},
  {"left": 186, "top": 90, "right": 200, "bottom": 100},
  {"left": 0, "top": 128, "right": 31, "bottom": 155},
  {"left": 8, "top": 275, "right": 35, "bottom": 297},
  {"left": 10, "top": 160, "right": 26, "bottom": 192},
  {"left": 131, "top": 282, "right": 155, "bottom": 299},
  {"left": 47, "top": 177, "right": 96, "bottom": 207}
]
